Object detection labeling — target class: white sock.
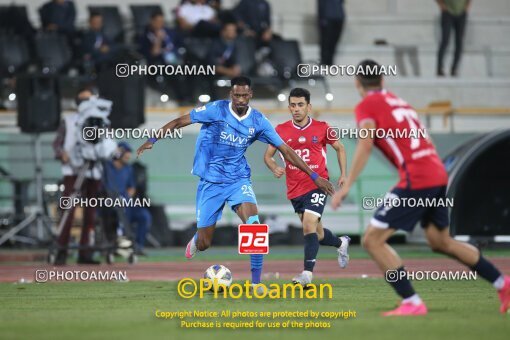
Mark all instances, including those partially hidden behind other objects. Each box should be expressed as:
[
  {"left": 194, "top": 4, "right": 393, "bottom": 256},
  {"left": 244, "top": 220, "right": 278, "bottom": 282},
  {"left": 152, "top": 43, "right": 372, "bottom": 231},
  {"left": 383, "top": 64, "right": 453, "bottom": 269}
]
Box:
[
  {"left": 402, "top": 294, "right": 423, "bottom": 306},
  {"left": 493, "top": 275, "right": 505, "bottom": 290}
]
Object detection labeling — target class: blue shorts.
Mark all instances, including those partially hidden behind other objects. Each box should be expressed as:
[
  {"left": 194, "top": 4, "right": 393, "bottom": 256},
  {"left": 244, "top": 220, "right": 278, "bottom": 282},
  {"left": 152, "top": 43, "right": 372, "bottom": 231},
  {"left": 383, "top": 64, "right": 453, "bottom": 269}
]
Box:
[
  {"left": 196, "top": 178, "right": 258, "bottom": 228},
  {"left": 371, "top": 186, "right": 449, "bottom": 232},
  {"left": 290, "top": 189, "right": 327, "bottom": 218}
]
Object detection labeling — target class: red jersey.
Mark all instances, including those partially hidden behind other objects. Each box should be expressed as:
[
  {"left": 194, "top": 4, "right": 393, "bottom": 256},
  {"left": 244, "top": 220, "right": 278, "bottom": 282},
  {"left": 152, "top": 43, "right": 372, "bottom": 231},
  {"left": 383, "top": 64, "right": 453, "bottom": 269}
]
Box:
[
  {"left": 355, "top": 90, "right": 448, "bottom": 190},
  {"left": 275, "top": 118, "right": 333, "bottom": 199}
]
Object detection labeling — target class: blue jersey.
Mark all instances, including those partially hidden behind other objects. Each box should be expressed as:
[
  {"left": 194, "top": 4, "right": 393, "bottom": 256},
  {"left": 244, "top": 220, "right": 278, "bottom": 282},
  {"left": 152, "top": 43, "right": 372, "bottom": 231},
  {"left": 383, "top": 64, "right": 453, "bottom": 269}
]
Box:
[{"left": 189, "top": 100, "right": 284, "bottom": 183}]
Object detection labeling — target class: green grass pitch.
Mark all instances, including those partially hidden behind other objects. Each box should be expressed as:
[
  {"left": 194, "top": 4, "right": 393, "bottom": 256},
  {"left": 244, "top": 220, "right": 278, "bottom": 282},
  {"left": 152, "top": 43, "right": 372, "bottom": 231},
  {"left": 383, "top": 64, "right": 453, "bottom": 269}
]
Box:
[{"left": 1, "top": 278, "right": 509, "bottom": 340}]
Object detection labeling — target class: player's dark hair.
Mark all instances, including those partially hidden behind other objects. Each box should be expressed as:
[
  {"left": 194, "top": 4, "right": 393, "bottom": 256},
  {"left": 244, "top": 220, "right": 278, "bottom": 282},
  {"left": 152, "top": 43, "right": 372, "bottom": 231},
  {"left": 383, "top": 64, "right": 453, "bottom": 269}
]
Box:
[
  {"left": 231, "top": 76, "right": 251, "bottom": 88},
  {"left": 356, "top": 59, "right": 383, "bottom": 89},
  {"left": 289, "top": 87, "right": 310, "bottom": 104}
]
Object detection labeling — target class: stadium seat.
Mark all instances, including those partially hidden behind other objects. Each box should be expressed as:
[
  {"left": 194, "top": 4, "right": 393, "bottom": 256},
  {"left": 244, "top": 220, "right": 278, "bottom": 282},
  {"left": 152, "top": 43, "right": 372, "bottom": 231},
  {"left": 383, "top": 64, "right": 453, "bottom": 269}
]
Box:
[
  {"left": 184, "top": 37, "right": 213, "bottom": 64},
  {"left": 270, "top": 39, "right": 330, "bottom": 94},
  {"left": 0, "top": 5, "right": 35, "bottom": 37},
  {"left": 0, "top": 34, "right": 30, "bottom": 77},
  {"left": 130, "top": 4, "right": 164, "bottom": 41},
  {"left": 34, "top": 32, "right": 73, "bottom": 74},
  {"left": 235, "top": 37, "right": 257, "bottom": 76},
  {"left": 235, "top": 36, "right": 283, "bottom": 90},
  {"left": 88, "top": 6, "right": 124, "bottom": 43}
]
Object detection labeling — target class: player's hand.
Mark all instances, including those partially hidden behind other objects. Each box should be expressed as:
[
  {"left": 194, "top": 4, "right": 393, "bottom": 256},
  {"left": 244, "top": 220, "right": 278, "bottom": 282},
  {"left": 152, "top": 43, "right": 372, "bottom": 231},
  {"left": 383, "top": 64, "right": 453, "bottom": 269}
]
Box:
[
  {"left": 136, "top": 141, "right": 154, "bottom": 158},
  {"left": 331, "top": 185, "right": 350, "bottom": 210},
  {"left": 272, "top": 167, "right": 285, "bottom": 178},
  {"left": 337, "top": 176, "right": 346, "bottom": 188},
  {"left": 314, "top": 177, "right": 335, "bottom": 196}
]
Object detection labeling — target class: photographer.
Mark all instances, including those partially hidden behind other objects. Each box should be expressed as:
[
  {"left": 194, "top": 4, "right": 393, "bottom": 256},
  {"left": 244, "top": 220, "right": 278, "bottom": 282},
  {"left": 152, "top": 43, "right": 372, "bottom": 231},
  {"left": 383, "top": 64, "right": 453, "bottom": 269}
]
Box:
[
  {"left": 103, "top": 142, "right": 151, "bottom": 256},
  {"left": 52, "top": 88, "right": 116, "bottom": 265}
]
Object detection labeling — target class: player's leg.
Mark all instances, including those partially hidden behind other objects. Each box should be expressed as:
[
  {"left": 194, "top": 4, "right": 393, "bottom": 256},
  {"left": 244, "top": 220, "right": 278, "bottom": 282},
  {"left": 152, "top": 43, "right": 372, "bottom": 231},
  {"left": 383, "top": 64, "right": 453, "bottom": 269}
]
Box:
[
  {"left": 317, "top": 220, "right": 351, "bottom": 268},
  {"left": 363, "top": 225, "right": 427, "bottom": 316},
  {"left": 292, "top": 211, "right": 321, "bottom": 286},
  {"left": 227, "top": 179, "right": 264, "bottom": 285},
  {"left": 235, "top": 202, "right": 264, "bottom": 285},
  {"left": 185, "top": 180, "right": 225, "bottom": 258},
  {"left": 295, "top": 189, "right": 351, "bottom": 277},
  {"left": 424, "top": 224, "right": 510, "bottom": 313},
  {"left": 365, "top": 188, "right": 430, "bottom": 316},
  {"left": 421, "top": 185, "right": 509, "bottom": 313}
]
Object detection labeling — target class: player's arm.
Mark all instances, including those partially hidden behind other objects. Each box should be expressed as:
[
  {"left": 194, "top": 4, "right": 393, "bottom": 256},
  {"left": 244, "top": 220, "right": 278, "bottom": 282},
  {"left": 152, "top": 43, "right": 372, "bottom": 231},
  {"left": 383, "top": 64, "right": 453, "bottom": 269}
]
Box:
[
  {"left": 277, "top": 143, "right": 334, "bottom": 196},
  {"left": 136, "top": 114, "right": 192, "bottom": 158},
  {"left": 263, "top": 145, "right": 285, "bottom": 178},
  {"left": 330, "top": 140, "right": 347, "bottom": 187},
  {"left": 331, "top": 120, "right": 375, "bottom": 209}
]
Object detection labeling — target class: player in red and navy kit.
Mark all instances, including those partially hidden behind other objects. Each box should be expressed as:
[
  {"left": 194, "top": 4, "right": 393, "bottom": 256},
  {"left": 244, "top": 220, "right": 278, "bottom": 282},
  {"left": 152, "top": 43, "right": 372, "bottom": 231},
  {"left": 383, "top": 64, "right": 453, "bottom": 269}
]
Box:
[
  {"left": 331, "top": 60, "right": 510, "bottom": 316},
  {"left": 264, "top": 88, "right": 351, "bottom": 287}
]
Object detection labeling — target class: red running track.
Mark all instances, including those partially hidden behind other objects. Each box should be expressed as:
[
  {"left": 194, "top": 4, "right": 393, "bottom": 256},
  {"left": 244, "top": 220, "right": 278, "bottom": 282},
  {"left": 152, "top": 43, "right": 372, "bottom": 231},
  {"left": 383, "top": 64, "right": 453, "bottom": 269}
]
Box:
[{"left": 1, "top": 258, "right": 509, "bottom": 283}]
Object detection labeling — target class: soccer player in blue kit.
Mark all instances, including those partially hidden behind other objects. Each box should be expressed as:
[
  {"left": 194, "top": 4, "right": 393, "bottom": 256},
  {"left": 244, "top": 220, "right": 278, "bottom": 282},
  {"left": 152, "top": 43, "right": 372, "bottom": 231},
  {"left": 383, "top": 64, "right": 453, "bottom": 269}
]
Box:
[{"left": 137, "top": 76, "right": 334, "bottom": 286}]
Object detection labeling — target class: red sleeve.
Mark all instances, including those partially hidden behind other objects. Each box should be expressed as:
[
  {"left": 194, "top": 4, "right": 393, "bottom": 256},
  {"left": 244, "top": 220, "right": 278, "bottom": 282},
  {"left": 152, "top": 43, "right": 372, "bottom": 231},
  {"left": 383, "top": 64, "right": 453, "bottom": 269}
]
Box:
[{"left": 355, "top": 100, "right": 377, "bottom": 128}]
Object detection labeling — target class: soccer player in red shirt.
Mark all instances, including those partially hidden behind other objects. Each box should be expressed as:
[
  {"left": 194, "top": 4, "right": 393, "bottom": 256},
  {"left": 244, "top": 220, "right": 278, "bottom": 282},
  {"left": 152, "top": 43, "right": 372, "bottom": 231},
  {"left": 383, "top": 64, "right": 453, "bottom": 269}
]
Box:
[
  {"left": 264, "top": 88, "right": 351, "bottom": 287},
  {"left": 331, "top": 59, "right": 510, "bottom": 316}
]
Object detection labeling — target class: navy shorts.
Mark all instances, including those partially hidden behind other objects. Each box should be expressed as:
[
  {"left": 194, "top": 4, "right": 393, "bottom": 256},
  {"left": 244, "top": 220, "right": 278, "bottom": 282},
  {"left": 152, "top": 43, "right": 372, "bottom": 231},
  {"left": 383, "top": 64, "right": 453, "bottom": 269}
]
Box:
[
  {"left": 290, "top": 189, "right": 327, "bottom": 218},
  {"left": 371, "top": 186, "right": 450, "bottom": 232}
]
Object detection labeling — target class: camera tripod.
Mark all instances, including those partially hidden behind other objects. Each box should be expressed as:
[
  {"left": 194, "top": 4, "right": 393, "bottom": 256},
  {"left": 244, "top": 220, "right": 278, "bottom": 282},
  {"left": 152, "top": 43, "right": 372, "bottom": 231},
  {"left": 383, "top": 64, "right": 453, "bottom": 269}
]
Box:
[
  {"left": 0, "top": 134, "right": 54, "bottom": 246},
  {"left": 47, "top": 158, "right": 137, "bottom": 265}
]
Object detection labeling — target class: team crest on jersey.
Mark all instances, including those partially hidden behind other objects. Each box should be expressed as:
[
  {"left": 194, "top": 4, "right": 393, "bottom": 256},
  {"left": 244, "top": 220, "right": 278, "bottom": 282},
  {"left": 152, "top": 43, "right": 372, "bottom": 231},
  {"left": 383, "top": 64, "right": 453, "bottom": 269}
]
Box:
[
  {"left": 248, "top": 127, "right": 255, "bottom": 135},
  {"left": 312, "top": 136, "right": 318, "bottom": 143},
  {"left": 298, "top": 136, "right": 306, "bottom": 144}
]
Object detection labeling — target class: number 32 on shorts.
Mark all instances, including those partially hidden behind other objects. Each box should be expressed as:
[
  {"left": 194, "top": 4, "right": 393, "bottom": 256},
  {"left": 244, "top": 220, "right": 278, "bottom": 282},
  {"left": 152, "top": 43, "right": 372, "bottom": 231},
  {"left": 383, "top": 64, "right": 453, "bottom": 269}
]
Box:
[{"left": 311, "top": 192, "right": 326, "bottom": 206}]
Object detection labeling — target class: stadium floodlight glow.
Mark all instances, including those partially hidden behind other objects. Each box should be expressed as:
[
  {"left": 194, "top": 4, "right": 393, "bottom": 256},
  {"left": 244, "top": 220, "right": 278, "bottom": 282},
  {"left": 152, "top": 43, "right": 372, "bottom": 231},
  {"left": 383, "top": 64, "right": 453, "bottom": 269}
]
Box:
[
  {"left": 325, "top": 93, "right": 334, "bottom": 102},
  {"left": 217, "top": 79, "right": 227, "bottom": 87},
  {"left": 277, "top": 93, "right": 286, "bottom": 102},
  {"left": 8, "top": 93, "right": 16, "bottom": 101},
  {"left": 160, "top": 94, "right": 169, "bottom": 103},
  {"left": 198, "top": 94, "right": 211, "bottom": 103}
]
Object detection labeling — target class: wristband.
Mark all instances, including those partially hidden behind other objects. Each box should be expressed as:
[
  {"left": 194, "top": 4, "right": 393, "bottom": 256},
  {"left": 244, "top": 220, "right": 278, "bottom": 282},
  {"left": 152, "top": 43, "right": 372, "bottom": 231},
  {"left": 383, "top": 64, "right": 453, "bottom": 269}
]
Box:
[
  {"left": 148, "top": 138, "right": 158, "bottom": 144},
  {"left": 310, "top": 172, "right": 319, "bottom": 181}
]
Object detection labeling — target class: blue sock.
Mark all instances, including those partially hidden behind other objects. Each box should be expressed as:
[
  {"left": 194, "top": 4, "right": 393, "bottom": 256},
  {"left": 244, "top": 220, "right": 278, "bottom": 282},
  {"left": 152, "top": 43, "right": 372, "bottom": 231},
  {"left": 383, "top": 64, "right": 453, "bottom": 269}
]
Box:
[
  {"left": 251, "top": 254, "right": 263, "bottom": 284},
  {"left": 304, "top": 233, "right": 319, "bottom": 272},
  {"left": 247, "top": 215, "right": 263, "bottom": 284},
  {"left": 319, "top": 228, "right": 340, "bottom": 248}
]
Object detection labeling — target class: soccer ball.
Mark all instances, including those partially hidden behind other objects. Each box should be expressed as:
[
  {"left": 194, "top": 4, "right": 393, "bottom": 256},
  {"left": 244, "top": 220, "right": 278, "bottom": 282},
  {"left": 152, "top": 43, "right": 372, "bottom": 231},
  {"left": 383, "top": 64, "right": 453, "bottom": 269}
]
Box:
[{"left": 204, "top": 264, "right": 233, "bottom": 289}]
